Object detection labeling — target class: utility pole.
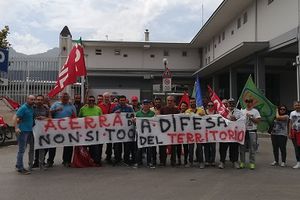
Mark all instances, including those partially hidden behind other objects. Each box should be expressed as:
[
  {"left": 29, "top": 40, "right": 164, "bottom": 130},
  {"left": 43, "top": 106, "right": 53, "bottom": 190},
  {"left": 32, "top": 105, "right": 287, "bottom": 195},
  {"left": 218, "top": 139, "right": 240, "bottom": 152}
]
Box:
[{"left": 297, "top": 0, "right": 300, "bottom": 100}]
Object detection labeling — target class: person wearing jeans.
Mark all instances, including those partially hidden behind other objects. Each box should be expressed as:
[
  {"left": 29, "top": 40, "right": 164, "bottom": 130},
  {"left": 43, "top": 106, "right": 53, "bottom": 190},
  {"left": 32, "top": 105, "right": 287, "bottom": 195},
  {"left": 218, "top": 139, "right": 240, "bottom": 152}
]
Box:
[
  {"left": 289, "top": 101, "right": 300, "bottom": 169},
  {"left": 270, "top": 105, "right": 288, "bottom": 167},
  {"left": 14, "top": 95, "right": 35, "bottom": 175},
  {"left": 240, "top": 98, "right": 261, "bottom": 170}
]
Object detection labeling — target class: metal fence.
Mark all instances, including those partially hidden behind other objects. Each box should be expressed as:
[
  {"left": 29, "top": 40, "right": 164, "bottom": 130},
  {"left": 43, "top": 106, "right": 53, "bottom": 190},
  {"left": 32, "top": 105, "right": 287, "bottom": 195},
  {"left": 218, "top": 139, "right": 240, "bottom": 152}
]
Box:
[{"left": 0, "top": 57, "right": 81, "bottom": 104}]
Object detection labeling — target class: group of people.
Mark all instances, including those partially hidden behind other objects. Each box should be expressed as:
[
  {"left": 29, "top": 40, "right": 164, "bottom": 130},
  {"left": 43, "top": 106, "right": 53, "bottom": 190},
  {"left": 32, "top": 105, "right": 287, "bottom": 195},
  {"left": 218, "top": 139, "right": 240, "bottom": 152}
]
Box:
[{"left": 13, "top": 92, "right": 300, "bottom": 175}]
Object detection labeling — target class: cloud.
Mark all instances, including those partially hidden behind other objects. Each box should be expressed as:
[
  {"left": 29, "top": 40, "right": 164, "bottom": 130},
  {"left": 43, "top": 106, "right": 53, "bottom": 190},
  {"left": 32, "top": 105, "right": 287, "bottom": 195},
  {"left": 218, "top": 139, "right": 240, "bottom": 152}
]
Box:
[
  {"left": 9, "top": 32, "right": 50, "bottom": 55},
  {"left": 0, "top": 0, "right": 223, "bottom": 53}
]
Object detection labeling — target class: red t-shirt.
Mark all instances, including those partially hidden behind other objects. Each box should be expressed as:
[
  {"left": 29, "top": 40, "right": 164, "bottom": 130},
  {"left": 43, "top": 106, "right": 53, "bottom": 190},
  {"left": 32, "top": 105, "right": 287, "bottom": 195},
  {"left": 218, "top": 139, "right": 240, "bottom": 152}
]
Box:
[{"left": 98, "top": 102, "right": 116, "bottom": 114}]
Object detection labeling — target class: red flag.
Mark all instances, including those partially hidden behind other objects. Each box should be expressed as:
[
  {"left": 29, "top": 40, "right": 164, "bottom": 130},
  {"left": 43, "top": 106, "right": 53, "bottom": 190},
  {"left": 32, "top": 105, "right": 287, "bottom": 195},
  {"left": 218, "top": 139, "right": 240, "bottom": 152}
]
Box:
[
  {"left": 178, "top": 91, "right": 190, "bottom": 108},
  {"left": 3, "top": 96, "right": 20, "bottom": 110},
  {"left": 48, "top": 44, "right": 86, "bottom": 98},
  {"left": 207, "top": 85, "right": 229, "bottom": 118}
]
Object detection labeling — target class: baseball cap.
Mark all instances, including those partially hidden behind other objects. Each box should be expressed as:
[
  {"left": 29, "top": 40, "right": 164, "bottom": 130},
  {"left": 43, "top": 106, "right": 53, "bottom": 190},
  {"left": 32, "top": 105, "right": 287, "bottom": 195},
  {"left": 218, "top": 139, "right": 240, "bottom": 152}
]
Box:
[
  {"left": 142, "top": 99, "right": 151, "bottom": 104},
  {"left": 131, "top": 96, "right": 138, "bottom": 101}
]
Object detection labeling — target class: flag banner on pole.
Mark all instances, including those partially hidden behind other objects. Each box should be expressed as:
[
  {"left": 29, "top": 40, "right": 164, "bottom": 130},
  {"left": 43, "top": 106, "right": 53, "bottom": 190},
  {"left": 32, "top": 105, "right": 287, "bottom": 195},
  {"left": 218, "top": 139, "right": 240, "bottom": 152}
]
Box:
[
  {"left": 136, "top": 114, "right": 246, "bottom": 148},
  {"left": 48, "top": 43, "right": 87, "bottom": 98},
  {"left": 207, "top": 85, "right": 229, "bottom": 118},
  {"left": 0, "top": 48, "right": 9, "bottom": 72},
  {"left": 178, "top": 91, "right": 190, "bottom": 108},
  {"left": 195, "top": 76, "right": 203, "bottom": 107},
  {"left": 238, "top": 75, "right": 276, "bottom": 132}
]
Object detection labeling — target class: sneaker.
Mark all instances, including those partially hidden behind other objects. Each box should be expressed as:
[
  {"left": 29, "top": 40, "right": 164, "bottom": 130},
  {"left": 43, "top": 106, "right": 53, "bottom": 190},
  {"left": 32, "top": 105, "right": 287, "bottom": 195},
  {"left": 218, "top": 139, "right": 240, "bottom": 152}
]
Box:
[
  {"left": 218, "top": 162, "right": 224, "bottom": 169},
  {"left": 132, "top": 163, "right": 138, "bottom": 169},
  {"left": 233, "top": 162, "right": 240, "bottom": 169},
  {"left": 32, "top": 162, "right": 39, "bottom": 168},
  {"left": 199, "top": 163, "right": 205, "bottom": 169},
  {"left": 185, "top": 163, "right": 192, "bottom": 168},
  {"left": 18, "top": 169, "right": 31, "bottom": 175},
  {"left": 249, "top": 163, "right": 256, "bottom": 170},
  {"left": 148, "top": 164, "right": 156, "bottom": 169},
  {"left": 280, "top": 162, "right": 286, "bottom": 167},
  {"left": 239, "top": 162, "right": 245, "bottom": 169},
  {"left": 270, "top": 161, "right": 278, "bottom": 166},
  {"left": 292, "top": 162, "right": 300, "bottom": 169}
]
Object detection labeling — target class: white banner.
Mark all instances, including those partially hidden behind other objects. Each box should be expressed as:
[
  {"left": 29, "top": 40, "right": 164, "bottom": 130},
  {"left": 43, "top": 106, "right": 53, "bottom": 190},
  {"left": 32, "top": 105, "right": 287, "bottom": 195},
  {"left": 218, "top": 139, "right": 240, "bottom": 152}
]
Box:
[
  {"left": 136, "top": 114, "right": 246, "bottom": 148},
  {"left": 33, "top": 113, "right": 135, "bottom": 149}
]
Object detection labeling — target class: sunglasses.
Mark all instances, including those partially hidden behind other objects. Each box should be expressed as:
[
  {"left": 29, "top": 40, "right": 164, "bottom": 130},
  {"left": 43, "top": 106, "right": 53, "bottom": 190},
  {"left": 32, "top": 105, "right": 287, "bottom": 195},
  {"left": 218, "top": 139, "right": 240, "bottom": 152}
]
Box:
[
  {"left": 207, "top": 104, "right": 214, "bottom": 107},
  {"left": 245, "top": 100, "right": 253, "bottom": 103},
  {"left": 88, "top": 99, "right": 95, "bottom": 102},
  {"left": 279, "top": 108, "right": 286, "bottom": 111}
]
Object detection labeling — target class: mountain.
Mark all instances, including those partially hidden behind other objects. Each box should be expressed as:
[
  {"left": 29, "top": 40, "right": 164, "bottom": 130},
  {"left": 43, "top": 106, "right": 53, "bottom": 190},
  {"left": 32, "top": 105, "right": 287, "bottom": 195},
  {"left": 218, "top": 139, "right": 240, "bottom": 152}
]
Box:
[{"left": 9, "top": 47, "right": 59, "bottom": 58}]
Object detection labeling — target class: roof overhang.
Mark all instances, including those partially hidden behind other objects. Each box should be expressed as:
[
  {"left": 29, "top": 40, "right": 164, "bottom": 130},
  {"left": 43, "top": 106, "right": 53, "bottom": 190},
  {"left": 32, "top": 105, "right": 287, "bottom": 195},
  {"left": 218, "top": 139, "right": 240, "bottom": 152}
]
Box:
[
  {"left": 191, "top": 0, "right": 253, "bottom": 47},
  {"left": 193, "top": 42, "right": 269, "bottom": 77}
]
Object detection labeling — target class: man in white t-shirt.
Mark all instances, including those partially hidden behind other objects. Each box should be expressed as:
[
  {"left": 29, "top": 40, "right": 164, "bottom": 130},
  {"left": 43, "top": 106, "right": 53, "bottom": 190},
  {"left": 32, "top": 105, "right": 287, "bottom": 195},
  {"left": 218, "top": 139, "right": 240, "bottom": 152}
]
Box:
[
  {"left": 289, "top": 101, "right": 300, "bottom": 169},
  {"left": 240, "top": 98, "right": 261, "bottom": 170}
]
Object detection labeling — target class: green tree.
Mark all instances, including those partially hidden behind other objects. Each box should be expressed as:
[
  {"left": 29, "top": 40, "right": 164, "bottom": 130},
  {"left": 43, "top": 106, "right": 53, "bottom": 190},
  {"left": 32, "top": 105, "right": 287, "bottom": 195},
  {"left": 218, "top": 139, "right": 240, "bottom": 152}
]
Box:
[{"left": 0, "top": 25, "right": 10, "bottom": 49}]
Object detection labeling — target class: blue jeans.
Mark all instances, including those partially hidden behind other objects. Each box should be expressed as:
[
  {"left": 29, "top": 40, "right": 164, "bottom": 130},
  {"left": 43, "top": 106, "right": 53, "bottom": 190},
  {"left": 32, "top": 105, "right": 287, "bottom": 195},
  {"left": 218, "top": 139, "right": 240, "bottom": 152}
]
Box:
[{"left": 16, "top": 132, "right": 31, "bottom": 170}]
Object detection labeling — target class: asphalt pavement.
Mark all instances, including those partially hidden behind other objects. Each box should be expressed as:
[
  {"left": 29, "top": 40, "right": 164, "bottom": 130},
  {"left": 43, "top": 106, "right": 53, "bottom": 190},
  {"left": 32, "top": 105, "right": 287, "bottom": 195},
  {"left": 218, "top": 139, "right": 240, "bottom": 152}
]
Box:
[{"left": 0, "top": 137, "right": 299, "bottom": 200}]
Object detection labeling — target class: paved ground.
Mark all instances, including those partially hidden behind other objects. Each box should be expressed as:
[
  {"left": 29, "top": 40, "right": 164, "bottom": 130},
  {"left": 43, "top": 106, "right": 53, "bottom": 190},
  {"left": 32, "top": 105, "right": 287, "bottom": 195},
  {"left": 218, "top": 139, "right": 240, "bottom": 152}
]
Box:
[{"left": 0, "top": 138, "right": 300, "bottom": 200}]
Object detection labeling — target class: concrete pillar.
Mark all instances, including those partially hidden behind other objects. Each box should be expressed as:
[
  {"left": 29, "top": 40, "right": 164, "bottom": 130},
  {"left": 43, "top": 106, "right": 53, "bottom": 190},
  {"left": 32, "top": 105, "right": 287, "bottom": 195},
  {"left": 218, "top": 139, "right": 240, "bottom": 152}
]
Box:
[
  {"left": 212, "top": 75, "right": 219, "bottom": 94},
  {"left": 254, "top": 55, "right": 265, "bottom": 94},
  {"left": 229, "top": 67, "right": 237, "bottom": 99}
]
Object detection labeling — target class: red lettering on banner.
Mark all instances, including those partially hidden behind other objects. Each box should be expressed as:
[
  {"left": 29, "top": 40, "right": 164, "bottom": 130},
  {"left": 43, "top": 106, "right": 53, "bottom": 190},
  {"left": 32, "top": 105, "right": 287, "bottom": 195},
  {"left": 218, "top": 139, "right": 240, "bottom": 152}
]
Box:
[
  {"left": 219, "top": 131, "right": 227, "bottom": 140},
  {"left": 44, "top": 119, "right": 57, "bottom": 132},
  {"left": 228, "top": 130, "right": 235, "bottom": 140},
  {"left": 167, "top": 133, "right": 177, "bottom": 143},
  {"left": 237, "top": 131, "right": 245, "bottom": 142},
  {"left": 209, "top": 130, "right": 218, "bottom": 141},
  {"left": 99, "top": 115, "right": 110, "bottom": 127},
  {"left": 177, "top": 133, "right": 184, "bottom": 143},
  {"left": 84, "top": 117, "right": 96, "bottom": 129},
  {"left": 186, "top": 133, "right": 194, "bottom": 143},
  {"left": 113, "top": 114, "right": 123, "bottom": 126},
  {"left": 57, "top": 118, "right": 67, "bottom": 130},
  {"left": 195, "top": 133, "right": 201, "bottom": 143},
  {"left": 69, "top": 118, "right": 81, "bottom": 130}
]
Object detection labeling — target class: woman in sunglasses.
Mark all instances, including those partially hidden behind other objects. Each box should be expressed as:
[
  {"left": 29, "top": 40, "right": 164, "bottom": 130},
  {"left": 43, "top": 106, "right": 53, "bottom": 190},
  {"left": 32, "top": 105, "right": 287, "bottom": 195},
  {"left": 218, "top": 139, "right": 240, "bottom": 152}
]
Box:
[
  {"left": 289, "top": 101, "right": 300, "bottom": 169},
  {"left": 270, "top": 105, "right": 288, "bottom": 167}
]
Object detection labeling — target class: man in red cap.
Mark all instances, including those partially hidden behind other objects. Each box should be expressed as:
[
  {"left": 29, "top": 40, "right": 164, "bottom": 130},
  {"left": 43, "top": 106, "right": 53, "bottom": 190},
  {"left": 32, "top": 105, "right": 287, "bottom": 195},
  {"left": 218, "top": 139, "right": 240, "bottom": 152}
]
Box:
[{"left": 131, "top": 96, "right": 141, "bottom": 112}]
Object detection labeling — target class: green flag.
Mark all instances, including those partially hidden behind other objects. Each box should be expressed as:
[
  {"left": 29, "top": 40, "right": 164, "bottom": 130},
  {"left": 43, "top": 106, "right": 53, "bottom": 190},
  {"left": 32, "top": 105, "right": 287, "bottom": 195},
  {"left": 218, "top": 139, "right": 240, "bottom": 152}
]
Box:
[{"left": 238, "top": 75, "right": 277, "bottom": 132}]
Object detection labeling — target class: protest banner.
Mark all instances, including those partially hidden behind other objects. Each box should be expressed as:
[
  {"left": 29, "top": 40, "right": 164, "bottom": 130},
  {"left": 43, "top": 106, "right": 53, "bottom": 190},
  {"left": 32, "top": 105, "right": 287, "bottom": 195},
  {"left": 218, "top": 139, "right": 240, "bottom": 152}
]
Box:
[
  {"left": 136, "top": 114, "right": 245, "bottom": 148},
  {"left": 33, "top": 113, "right": 135, "bottom": 149}
]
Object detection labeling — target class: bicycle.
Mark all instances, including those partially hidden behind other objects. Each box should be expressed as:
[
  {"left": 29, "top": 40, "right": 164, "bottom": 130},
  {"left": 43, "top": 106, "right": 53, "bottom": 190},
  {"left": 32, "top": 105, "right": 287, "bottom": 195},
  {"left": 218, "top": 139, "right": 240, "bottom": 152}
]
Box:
[{"left": 0, "top": 116, "right": 13, "bottom": 145}]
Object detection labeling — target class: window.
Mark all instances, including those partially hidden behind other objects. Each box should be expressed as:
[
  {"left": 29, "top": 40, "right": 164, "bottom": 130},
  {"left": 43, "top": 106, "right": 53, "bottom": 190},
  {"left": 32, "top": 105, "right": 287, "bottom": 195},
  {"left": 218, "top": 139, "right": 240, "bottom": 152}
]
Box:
[
  {"left": 150, "top": 54, "right": 155, "bottom": 58},
  {"left": 237, "top": 18, "right": 241, "bottom": 29},
  {"left": 163, "top": 50, "right": 169, "bottom": 56},
  {"left": 123, "top": 54, "right": 128, "bottom": 57},
  {"left": 222, "top": 32, "right": 225, "bottom": 40},
  {"left": 208, "top": 44, "right": 210, "bottom": 52},
  {"left": 95, "top": 49, "right": 102, "bottom": 55},
  {"left": 208, "top": 56, "right": 211, "bottom": 64},
  {"left": 214, "top": 44, "right": 217, "bottom": 48},
  {"left": 268, "top": 0, "right": 274, "bottom": 5},
  {"left": 243, "top": 12, "right": 248, "bottom": 24},
  {"left": 205, "top": 58, "right": 207, "bottom": 65},
  {"left": 231, "top": 30, "right": 234, "bottom": 35},
  {"left": 182, "top": 51, "right": 187, "bottom": 57},
  {"left": 114, "top": 49, "right": 121, "bottom": 55},
  {"left": 218, "top": 35, "right": 221, "bottom": 43}
]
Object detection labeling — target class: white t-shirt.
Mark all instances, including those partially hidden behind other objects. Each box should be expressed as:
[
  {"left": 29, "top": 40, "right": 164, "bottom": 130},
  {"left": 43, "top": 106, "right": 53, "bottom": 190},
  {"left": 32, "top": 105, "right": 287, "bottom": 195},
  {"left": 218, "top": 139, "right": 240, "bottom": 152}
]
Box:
[
  {"left": 289, "top": 111, "right": 300, "bottom": 131},
  {"left": 241, "top": 108, "right": 261, "bottom": 130}
]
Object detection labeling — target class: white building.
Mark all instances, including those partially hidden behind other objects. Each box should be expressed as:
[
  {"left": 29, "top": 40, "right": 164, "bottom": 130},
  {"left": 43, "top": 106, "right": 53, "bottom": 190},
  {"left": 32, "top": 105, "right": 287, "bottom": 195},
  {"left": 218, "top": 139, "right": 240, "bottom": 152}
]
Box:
[{"left": 61, "top": 0, "right": 299, "bottom": 107}]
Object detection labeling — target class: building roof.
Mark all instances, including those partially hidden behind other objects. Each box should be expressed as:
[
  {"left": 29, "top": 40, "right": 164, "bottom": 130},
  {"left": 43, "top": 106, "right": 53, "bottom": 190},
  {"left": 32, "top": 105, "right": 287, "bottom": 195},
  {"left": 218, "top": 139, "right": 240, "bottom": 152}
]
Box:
[
  {"left": 193, "top": 42, "right": 269, "bottom": 77},
  {"left": 60, "top": 26, "right": 72, "bottom": 37},
  {"left": 191, "top": 0, "right": 253, "bottom": 47},
  {"left": 80, "top": 40, "right": 195, "bottom": 48}
]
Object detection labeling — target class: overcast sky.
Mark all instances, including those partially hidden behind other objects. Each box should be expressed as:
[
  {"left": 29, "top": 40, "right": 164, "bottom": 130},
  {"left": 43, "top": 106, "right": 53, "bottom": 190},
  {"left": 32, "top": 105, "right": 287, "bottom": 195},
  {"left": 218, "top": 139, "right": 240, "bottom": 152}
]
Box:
[{"left": 0, "top": 0, "right": 223, "bottom": 55}]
